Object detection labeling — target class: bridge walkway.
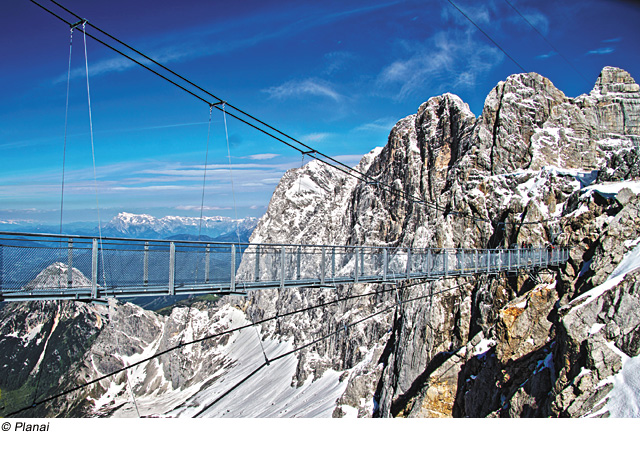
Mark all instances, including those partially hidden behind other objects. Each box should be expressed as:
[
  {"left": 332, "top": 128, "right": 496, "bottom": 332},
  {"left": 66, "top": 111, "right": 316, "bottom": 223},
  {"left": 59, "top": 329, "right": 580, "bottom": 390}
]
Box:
[{"left": 0, "top": 232, "right": 568, "bottom": 302}]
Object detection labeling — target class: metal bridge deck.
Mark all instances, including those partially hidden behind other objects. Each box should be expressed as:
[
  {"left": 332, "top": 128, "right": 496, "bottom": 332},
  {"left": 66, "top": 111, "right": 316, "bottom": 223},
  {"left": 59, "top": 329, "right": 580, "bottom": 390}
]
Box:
[{"left": 0, "top": 232, "right": 568, "bottom": 302}]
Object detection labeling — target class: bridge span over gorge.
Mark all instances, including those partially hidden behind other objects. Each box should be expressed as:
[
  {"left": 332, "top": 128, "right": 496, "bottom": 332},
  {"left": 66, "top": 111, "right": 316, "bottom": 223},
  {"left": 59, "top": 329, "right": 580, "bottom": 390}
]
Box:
[{"left": 0, "top": 231, "right": 568, "bottom": 303}]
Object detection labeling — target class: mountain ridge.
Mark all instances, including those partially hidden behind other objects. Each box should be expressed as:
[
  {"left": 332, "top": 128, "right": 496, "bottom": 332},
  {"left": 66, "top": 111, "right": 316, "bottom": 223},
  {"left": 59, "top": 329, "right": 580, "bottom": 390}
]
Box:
[{"left": 0, "top": 212, "right": 259, "bottom": 242}]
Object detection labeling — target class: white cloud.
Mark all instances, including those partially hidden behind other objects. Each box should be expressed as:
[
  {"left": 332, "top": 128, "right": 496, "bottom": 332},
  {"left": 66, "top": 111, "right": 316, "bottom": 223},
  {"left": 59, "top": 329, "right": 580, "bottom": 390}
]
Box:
[
  {"left": 355, "top": 117, "right": 399, "bottom": 132},
  {"left": 323, "top": 51, "right": 355, "bottom": 75},
  {"left": 537, "top": 51, "right": 557, "bottom": 59},
  {"left": 264, "top": 79, "right": 343, "bottom": 102},
  {"left": 586, "top": 47, "right": 615, "bottom": 55},
  {"left": 521, "top": 10, "right": 550, "bottom": 35},
  {"left": 247, "top": 153, "right": 280, "bottom": 160},
  {"left": 377, "top": 29, "right": 503, "bottom": 100},
  {"left": 302, "top": 132, "right": 333, "bottom": 143},
  {"left": 110, "top": 185, "right": 188, "bottom": 191},
  {"left": 176, "top": 205, "right": 232, "bottom": 211}
]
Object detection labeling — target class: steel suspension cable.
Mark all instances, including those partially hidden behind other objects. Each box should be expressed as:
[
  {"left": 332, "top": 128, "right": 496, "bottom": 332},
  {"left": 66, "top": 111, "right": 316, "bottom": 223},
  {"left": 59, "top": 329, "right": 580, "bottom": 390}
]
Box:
[
  {"left": 503, "top": 0, "right": 589, "bottom": 84},
  {"left": 58, "top": 26, "right": 74, "bottom": 288},
  {"left": 81, "top": 21, "right": 108, "bottom": 292},
  {"left": 31, "top": 0, "right": 557, "bottom": 232},
  {"left": 4, "top": 279, "right": 433, "bottom": 417},
  {"left": 193, "top": 279, "right": 473, "bottom": 417},
  {"left": 28, "top": 1, "right": 476, "bottom": 222},
  {"left": 222, "top": 104, "right": 242, "bottom": 244},
  {"left": 197, "top": 105, "right": 214, "bottom": 239},
  {"left": 59, "top": 26, "right": 74, "bottom": 239},
  {"left": 446, "top": 0, "right": 527, "bottom": 73}
]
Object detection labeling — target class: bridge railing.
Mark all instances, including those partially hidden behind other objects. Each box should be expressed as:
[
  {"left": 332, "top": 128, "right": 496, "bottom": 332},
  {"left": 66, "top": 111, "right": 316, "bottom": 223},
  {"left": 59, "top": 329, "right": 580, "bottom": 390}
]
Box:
[{"left": 0, "top": 231, "right": 569, "bottom": 301}]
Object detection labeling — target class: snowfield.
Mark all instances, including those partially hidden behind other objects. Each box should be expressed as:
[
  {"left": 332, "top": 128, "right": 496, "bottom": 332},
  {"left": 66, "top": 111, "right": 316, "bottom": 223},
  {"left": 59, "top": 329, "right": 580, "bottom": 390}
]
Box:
[{"left": 92, "top": 305, "right": 349, "bottom": 418}]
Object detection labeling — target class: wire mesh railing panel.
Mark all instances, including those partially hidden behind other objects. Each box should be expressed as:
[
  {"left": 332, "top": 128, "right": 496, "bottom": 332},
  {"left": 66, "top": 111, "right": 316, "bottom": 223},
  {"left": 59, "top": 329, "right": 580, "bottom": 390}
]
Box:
[
  {"left": 175, "top": 249, "right": 205, "bottom": 286},
  {"left": 69, "top": 246, "right": 93, "bottom": 288},
  {"left": 100, "top": 247, "right": 143, "bottom": 288},
  {"left": 146, "top": 247, "right": 170, "bottom": 287},
  {"left": 0, "top": 232, "right": 570, "bottom": 300},
  {"left": 2, "top": 244, "right": 67, "bottom": 291}
]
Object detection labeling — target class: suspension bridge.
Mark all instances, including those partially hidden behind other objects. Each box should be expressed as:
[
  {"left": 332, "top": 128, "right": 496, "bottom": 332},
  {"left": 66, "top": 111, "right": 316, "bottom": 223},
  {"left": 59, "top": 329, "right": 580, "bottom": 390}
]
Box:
[
  {"left": 0, "top": 1, "right": 578, "bottom": 421},
  {"left": 0, "top": 2, "right": 570, "bottom": 303},
  {"left": 0, "top": 231, "right": 568, "bottom": 302}
]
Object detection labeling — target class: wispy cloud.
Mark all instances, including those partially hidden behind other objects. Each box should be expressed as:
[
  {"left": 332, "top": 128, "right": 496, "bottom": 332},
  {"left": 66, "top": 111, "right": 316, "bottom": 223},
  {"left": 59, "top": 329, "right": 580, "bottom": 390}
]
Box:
[
  {"left": 441, "top": 2, "right": 492, "bottom": 26},
  {"left": 354, "top": 117, "right": 399, "bottom": 132},
  {"left": 586, "top": 47, "right": 615, "bottom": 55},
  {"left": 377, "top": 29, "right": 503, "bottom": 100},
  {"left": 247, "top": 153, "right": 280, "bottom": 160},
  {"left": 264, "top": 78, "right": 343, "bottom": 102},
  {"left": 53, "top": 2, "right": 402, "bottom": 85},
  {"left": 175, "top": 205, "right": 232, "bottom": 211},
  {"left": 602, "top": 37, "right": 622, "bottom": 43},
  {"left": 537, "top": 51, "right": 557, "bottom": 59},
  {"left": 323, "top": 51, "right": 356, "bottom": 75},
  {"left": 110, "top": 185, "right": 188, "bottom": 192},
  {"left": 302, "top": 132, "right": 333, "bottom": 143}
]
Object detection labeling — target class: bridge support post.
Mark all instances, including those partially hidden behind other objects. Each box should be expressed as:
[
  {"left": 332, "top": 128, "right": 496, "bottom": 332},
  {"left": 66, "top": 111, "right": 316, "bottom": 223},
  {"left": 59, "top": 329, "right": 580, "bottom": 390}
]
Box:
[
  {"left": 383, "top": 249, "right": 388, "bottom": 282},
  {"left": 427, "top": 249, "right": 431, "bottom": 278},
  {"left": 354, "top": 247, "right": 359, "bottom": 283},
  {"left": 487, "top": 250, "right": 491, "bottom": 275},
  {"left": 280, "top": 245, "right": 285, "bottom": 290},
  {"left": 406, "top": 248, "right": 411, "bottom": 279},
  {"left": 540, "top": 247, "right": 543, "bottom": 267},
  {"left": 231, "top": 244, "right": 236, "bottom": 292},
  {"left": 460, "top": 249, "right": 465, "bottom": 275},
  {"left": 444, "top": 249, "right": 448, "bottom": 278},
  {"left": 92, "top": 239, "right": 98, "bottom": 299},
  {"left": 331, "top": 247, "right": 336, "bottom": 279},
  {"left": 205, "top": 244, "right": 210, "bottom": 283},
  {"left": 321, "top": 247, "right": 326, "bottom": 284},
  {"left": 169, "top": 242, "right": 176, "bottom": 295},
  {"left": 474, "top": 249, "right": 478, "bottom": 274},
  {"left": 143, "top": 242, "right": 149, "bottom": 286},
  {"left": 297, "top": 246, "right": 302, "bottom": 280},
  {"left": 254, "top": 245, "right": 260, "bottom": 282},
  {"left": 67, "top": 238, "right": 73, "bottom": 288}
]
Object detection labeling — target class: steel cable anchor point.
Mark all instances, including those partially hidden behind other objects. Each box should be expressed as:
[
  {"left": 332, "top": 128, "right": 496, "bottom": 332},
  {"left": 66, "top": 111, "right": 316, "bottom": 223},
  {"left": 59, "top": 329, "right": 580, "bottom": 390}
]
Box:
[{"left": 70, "top": 19, "right": 86, "bottom": 30}]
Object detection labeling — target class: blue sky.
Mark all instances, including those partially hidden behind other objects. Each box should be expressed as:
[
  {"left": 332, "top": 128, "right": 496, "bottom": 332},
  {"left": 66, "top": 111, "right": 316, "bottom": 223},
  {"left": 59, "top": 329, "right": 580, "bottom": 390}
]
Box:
[{"left": 1, "top": 0, "right": 639, "bottom": 225}]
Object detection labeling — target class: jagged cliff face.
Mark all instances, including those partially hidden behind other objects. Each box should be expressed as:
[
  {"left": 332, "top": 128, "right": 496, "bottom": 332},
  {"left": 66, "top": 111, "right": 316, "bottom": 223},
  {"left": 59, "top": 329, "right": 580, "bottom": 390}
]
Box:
[
  {"left": 1, "top": 67, "right": 638, "bottom": 418},
  {"left": 239, "top": 66, "right": 640, "bottom": 418}
]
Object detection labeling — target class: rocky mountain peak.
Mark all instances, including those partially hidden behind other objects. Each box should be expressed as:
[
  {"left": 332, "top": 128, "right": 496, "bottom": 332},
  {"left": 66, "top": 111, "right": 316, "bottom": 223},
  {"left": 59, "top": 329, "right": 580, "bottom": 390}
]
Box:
[{"left": 591, "top": 66, "right": 640, "bottom": 95}]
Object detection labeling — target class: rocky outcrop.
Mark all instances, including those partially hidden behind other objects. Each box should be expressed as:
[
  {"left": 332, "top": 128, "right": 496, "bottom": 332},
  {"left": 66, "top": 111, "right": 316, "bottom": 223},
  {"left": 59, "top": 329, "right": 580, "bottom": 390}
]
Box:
[{"left": 238, "top": 66, "right": 640, "bottom": 418}]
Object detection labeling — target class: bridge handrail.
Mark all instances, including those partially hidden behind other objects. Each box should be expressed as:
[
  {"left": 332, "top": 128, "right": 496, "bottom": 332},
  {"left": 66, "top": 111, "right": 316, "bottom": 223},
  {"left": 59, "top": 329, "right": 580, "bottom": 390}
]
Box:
[
  {"left": 0, "top": 231, "right": 570, "bottom": 302},
  {"left": 0, "top": 231, "right": 565, "bottom": 252}
]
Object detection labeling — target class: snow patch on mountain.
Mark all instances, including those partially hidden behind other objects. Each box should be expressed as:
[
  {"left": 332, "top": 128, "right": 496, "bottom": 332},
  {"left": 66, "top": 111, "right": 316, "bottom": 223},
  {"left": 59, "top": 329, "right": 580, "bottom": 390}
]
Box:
[
  {"left": 103, "top": 212, "right": 258, "bottom": 239},
  {"left": 84, "top": 303, "right": 348, "bottom": 418},
  {"left": 567, "top": 240, "right": 640, "bottom": 312}
]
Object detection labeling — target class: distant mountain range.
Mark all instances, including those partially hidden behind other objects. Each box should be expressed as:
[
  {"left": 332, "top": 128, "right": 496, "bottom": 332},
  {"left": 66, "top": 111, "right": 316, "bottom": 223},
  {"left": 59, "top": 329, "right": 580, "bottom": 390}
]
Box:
[{"left": 0, "top": 212, "right": 258, "bottom": 242}]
